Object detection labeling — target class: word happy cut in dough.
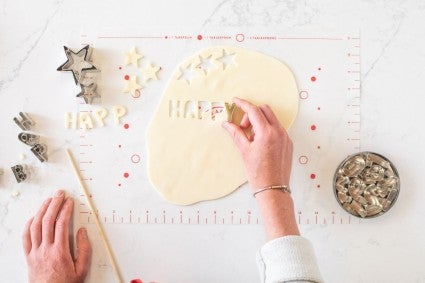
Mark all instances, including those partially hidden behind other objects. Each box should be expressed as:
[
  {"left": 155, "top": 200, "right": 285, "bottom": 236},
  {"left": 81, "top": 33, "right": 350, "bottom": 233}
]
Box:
[{"left": 147, "top": 46, "right": 299, "bottom": 205}]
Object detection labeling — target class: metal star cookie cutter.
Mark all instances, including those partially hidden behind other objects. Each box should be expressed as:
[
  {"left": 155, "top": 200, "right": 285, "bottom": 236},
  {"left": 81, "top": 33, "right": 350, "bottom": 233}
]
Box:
[
  {"left": 30, "top": 144, "right": 48, "bottom": 162},
  {"left": 11, "top": 164, "right": 29, "bottom": 183},
  {"left": 18, "top": 132, "right": 40, "bottom": 146},
  {"left": 13, "top": 112, "right": 35, "bottom": 131},
  {"left": 57, "top": 45, "right": 98, "bottom": 85},
  {"left": 77, "top": 82, "right": 100, "bottom": 104}
]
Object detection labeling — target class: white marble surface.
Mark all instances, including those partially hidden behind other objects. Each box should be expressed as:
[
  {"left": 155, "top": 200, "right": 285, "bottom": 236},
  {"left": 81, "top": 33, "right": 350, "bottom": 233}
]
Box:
[{"left": 1, "top": 1, "right": 425, "bottom": 282}]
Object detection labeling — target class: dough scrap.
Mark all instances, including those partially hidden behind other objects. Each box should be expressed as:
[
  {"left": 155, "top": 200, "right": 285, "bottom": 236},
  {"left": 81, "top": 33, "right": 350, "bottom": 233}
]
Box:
[
  {"left": 147, "top": 46, "right": 299, "bottom": 205},
  {"left": 141, "top": 62, "right": 161, "bottom": 82},
  {"left": 123, "top": 76, "right": 142, "bottom": 95}
]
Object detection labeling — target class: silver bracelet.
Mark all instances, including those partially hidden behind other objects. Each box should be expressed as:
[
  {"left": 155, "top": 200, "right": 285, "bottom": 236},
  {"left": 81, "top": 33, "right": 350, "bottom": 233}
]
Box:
[{"left": 253, "top": 185, "right": 291, "bottom": 198}]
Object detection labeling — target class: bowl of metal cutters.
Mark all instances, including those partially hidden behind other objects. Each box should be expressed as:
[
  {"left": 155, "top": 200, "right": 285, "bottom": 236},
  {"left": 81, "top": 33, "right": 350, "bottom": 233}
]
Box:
[{"left": 333, "top": 152, "right": 400, "bottom": 218}]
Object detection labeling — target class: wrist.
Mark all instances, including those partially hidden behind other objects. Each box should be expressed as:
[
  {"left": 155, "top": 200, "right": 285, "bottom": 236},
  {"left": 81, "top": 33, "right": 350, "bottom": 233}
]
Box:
[{"left": 254, "top": 187, "right": 299, "bottom": 240}]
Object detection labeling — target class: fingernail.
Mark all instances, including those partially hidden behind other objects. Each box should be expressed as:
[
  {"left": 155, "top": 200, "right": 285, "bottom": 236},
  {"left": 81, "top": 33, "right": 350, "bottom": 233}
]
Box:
[
  {"left": 54, "top": 190, "right": 64, "bottom": 197},
  {"left": 81, "top": 228, "right": 87, "bottom": 238}
]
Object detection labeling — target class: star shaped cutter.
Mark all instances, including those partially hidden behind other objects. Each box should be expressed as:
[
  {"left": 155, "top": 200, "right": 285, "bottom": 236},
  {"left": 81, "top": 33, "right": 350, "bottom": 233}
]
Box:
[
  {"left": 77, "top": 82, "right": 100, "bottom": 104},
  {"left": 57, "top": 45, "right": 98, "bottom": 85}
]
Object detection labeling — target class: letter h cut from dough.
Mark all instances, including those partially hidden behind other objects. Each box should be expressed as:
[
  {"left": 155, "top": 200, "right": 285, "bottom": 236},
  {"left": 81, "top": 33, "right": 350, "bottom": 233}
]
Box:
[
  {"left": 65, "top": 112, "right": 78, "bottom": 129},
  {"left": 169, "top": 100, "right": 182, "bottom": 118}
]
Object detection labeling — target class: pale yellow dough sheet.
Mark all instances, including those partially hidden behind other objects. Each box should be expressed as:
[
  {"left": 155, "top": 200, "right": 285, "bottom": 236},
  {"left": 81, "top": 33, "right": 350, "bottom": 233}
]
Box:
[{"left": 147, "top": 46, "right": 299, "bottom": 205}]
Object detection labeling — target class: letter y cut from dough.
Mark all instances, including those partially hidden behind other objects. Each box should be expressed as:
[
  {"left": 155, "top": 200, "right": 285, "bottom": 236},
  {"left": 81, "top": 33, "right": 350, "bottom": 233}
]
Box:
[{"left": 147, "top": 46, "right": 299, "bottom": 205}]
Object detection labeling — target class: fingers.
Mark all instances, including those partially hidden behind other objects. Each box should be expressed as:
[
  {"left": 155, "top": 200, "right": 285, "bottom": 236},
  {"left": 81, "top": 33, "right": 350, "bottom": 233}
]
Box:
[
  {"left": 22, "top": 217, "right": 34, "bottom": 255},
  {"left": 54, "top": 198, "right": 74, "bottom": 248},
  {"left": 240, "top": 113, "right": 251, "bottom": 129},
  {"left": 233, "top": 97, "right": 268, "bottom": 130},
  {"left": 42, "top": 190, "right": 65, "bottom": 244},
  {"left": 30, "top": 198, "right": 52, "bottom": 248},
  {"left": 75, "top": 228, "right": 92, "bottom": 280},
  {"left": 222, "top": 121, "right": 249, "bottom": 152},
  {"left": 259, "top": 105, "right": 280, "bottom": 126}
]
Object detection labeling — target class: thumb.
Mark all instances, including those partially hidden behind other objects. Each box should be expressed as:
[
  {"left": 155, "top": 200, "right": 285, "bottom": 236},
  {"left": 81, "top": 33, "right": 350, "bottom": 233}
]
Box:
[
  {"left": 222, "top": 121, "right": 249, "bottom": 152},
  {"left": 75, "top": 227, "right": 92, "bottom": 279}
]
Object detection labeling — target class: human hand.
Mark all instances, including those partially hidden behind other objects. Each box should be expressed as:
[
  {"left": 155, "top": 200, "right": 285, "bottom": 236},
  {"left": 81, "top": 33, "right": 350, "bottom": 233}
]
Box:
[
  {"left": 23, "top": 190, "right": 92, "bottom": 283},
  {"left": 222, "top": 97, "right": 293, "bottom": 191}
]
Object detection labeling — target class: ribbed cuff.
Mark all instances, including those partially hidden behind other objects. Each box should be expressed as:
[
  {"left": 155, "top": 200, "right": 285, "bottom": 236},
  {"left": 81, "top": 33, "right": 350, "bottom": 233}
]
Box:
[{"left": 256, "top": 235, "right": 323, "bottom": 283}]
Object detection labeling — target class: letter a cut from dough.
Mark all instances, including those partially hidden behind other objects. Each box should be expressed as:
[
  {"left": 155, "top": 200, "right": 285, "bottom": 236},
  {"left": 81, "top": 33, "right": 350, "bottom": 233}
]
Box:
[{"left": 147, "top": 46, "right": 299, "bottom": 205}]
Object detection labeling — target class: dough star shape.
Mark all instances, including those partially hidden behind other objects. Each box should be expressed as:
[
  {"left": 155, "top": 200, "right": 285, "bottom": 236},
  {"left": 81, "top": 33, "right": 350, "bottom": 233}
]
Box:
[
  {"left": 217, "top": 49, "right": 237, "bottom": 70},
  {"left": 177, "top": 64, "right": 197, "bottom": 85},
  {"left": 125, "top": 47, "right": 143, "bottom": 67},
  {"left": 57, "top": 45, "right": 97, "bottom": 85},
  {"left": 123, "top": 76, "right": 142, "bottom": 95},
  {"left": 77, "top": 82, "right": 100, "bottom": 104},
  {"left": 141, "top": 62, "right": 161, "bottom": 82},
  {"left": 147, "top": 46, "right": 299, "bottom": 205},
  {"left": 196, "top": 54, "right": 216, "bottom": 75}
]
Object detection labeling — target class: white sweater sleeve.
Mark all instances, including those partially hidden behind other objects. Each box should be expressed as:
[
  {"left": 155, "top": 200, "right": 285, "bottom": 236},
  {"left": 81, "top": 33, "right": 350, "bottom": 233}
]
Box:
[{"left": 256, "top": 235, "right": 323, "bottom": 283}]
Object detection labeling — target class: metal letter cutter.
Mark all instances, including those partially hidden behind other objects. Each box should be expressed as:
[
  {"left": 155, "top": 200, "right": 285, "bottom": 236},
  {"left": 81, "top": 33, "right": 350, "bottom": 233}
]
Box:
[
  {"left": 30, "top": 144, "right": 48, "bottom": 163},
  {"left": 13, "top": 112, "right": 35, "bottom": 131},
  {"left": 18, "top": 132, "right": 40, "bottom": 146},
  {"left": 11, "top": 164, "right": 29, "bottom": 183}
]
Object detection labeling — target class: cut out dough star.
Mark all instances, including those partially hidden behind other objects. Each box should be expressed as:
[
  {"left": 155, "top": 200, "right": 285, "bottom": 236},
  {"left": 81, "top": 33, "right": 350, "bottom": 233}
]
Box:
[
  {"left": 141, "top": 62, "right": 161, "bottom": 82},
  {"left": 177, "top": 64, "right": 197, "bottom": 85},
  {"left": 217, "top": 49, "right": 237, "bottom": 70},
  {"left": 125, "top": 47, "right": 143, "bottom": 67},
  {"left": 57, "top": 45, "right": 97, "bottom": 85},
  {"left": 196, "top": 55, "right": 216, "bottom": 75},
  {"left": 123, "top": 76, "right": 142, "bottom": 95},
  {"left": 77, "top": 82, "right": 100, "bottom": 104}
]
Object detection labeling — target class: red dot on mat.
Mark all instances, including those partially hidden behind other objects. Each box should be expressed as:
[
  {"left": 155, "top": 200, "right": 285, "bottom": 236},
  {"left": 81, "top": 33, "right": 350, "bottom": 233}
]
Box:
[
  {"left": 124, "top": 75, "right": 130, "bottom": 80},
  {"left": 197, "top": 35, "right": 203, "bottom": 40},
  {"left": 118, "top": 183, "right": 121, "bottom": 187},
  {"left": 311, "top": 76, "right": 316, "bottom": 82},
  {"left": 317, "top": 184, "right": 321, "bottom": 188},
  {"left": 310, "top": 174, "right": 316, "bottom": 179},
  {"left": 311, "top": 125, "right": 317, "bottom": 131},
  {"left": 317, "top": 145, "right": 321, "bottom": 149},
  {"left": 124, "top": 124, "right": 129, "bottom": 129},
  {"left": 118, "top": 145, "right": 122, "bottom": 148},
  {"left": 165, "top": 36, "right": 168, "bottom": 39},
  {"left": 317, "top": 107, "right": 321, "bottom": 110},
  {"left": 130, "top": 279, "right": 143, "bottom": 283},
  {"left": 118, "top": 66, "right": 122, "bottom": 70},
  {"left": 318, "top": 67, "right": 321, "bottom": 71},
  {"left": 124, "top": 173, "right": 129, "bottom": 178}
]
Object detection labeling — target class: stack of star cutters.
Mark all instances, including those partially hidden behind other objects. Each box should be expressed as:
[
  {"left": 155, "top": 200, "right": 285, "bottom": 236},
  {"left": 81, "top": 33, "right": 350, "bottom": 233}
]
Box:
[
  {"left": 11, "top": 112, "right": 48, "bottom": 183},
  {"left": 57, "top": 45, "right": 100, "bottom": 104}
]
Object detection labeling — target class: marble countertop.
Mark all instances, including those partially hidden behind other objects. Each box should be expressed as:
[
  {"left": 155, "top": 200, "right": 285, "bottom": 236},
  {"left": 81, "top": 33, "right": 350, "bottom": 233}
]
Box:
[{"left": 1, "top": 1, "right": 425, "bottom": 282}]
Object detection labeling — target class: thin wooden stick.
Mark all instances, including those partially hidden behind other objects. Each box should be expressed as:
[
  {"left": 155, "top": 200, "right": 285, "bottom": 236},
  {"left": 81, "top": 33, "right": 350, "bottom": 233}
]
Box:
[{"left": 65, "top": 149, "right": 123, "bottom": 283}]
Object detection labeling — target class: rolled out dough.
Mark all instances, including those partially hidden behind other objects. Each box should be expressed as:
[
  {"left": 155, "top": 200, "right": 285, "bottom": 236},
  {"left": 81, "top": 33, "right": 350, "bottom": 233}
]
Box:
[{"left": 147, "top": 46, "right": 299, "bottom": 205}]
